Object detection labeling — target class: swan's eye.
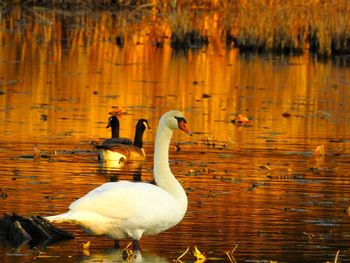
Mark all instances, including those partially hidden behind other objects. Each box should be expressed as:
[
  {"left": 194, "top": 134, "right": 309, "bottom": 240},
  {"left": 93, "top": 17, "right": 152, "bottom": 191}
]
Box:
[{"left": 175, "top": 116, "right": 186, "bottom": 124}]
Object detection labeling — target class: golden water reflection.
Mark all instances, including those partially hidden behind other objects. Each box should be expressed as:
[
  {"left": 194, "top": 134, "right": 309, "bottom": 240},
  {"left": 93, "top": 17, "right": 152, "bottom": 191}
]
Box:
[{"left": 1, "top": 7, "right": 350, "bottom": 263}]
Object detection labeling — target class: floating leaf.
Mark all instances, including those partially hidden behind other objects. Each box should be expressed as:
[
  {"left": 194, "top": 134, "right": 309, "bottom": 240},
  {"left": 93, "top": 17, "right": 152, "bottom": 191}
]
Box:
[
  {"left": 193, "top": 246, "right": 206, "bottom": 260},
  {"left": 231, "top": 114, "right": 250, "bottom": 125},
  {"left": 78, "top": 241, "right": 91, "bottom": 256},
  {"left": 259, "top": 165, "right": 272, "bottom": 171},
  {"left": 313, "top": 145, "right": 325, "bottom": 156},
  {"left": 82, "top": 241, "right": 90, "bottom": 249},
  {"left": 33, "top": 146, "right": 41, "bottom": 160}
]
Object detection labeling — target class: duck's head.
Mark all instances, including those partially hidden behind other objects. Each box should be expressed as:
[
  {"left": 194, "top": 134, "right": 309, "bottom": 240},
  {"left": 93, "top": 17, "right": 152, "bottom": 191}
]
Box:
[
  {"left": 136, "top": 119, "right": 151, "bottom": 133},
  {"left": 106, "top": 115, "right": 119, "bottom": 129},
  {"left": 161, "top": 110, "right": 192, "bottom": 135}
]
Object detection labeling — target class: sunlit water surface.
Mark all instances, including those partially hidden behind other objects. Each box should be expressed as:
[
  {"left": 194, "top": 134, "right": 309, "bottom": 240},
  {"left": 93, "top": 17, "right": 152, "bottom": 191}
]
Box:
[{"left": 1, "top": 6, "right": 350, "bottom": 263}]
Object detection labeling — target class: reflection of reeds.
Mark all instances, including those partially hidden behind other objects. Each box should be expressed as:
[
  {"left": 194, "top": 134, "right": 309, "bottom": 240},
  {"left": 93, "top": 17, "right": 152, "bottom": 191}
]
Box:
[
  {"left": 308, "top": 1, "right": 350, "bottom": 56},
  {"left": 225, "top": 0, "right": 350, "bottom": 56},
  {"left": 239, "top": 1, "right": 304, "bottom": 54},
  {"left": 168, "top": 9, "right": 208, "bottom": 50},
  {"left": 6, "top": 0, "right": 350, "bottom": 56}
]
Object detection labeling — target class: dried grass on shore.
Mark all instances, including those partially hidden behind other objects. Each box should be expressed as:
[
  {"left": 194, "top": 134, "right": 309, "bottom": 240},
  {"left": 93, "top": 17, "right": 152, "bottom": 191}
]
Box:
[{"left": 4, "top": 0, "right": 350, "bottom": 56}]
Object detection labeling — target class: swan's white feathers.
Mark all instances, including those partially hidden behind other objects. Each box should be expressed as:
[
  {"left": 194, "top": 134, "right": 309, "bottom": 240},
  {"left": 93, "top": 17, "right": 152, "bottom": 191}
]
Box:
[
  {"left": 70, "top": 182, "right": 176, "bottom": 219},
  {"left": 50, "top": 181, "right": 181, "bottom": 238}
]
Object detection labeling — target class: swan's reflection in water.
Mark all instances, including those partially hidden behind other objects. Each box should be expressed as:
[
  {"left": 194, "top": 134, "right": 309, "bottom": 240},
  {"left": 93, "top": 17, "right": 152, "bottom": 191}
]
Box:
[{"left": 77, "top": 248, "right": 170, "bottom": 263}]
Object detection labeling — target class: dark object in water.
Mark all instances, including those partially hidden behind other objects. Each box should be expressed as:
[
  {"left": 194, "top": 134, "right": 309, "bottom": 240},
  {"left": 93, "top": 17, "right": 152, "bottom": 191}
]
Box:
[
  {"left": 171, "top": 30, "right": 208, "bottom": 50},
  {"left": 0, "top": 213, "right": 74, "bottom": 247},
  {"left": 116, "top": 34, "right": 124, "bottom": 47},
  {"left": 226, "top": 30, "right": 237, "bottom": 48},
  {"left": 282, "top": 112, "right": 292, "bottom": 118}
]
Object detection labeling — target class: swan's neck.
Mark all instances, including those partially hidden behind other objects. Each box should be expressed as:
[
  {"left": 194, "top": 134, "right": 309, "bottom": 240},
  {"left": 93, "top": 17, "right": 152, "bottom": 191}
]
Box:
[
  {"left": 154, "top": 124, "right": 187, "bottom": 210},
  {"left": 154, "top": 125, "right": 171, "bottom": 171}
]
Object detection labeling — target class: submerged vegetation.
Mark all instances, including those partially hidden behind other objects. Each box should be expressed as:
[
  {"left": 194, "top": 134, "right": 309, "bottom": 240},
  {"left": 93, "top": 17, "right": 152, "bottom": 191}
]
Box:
[{"left": 3, "top": 0, "right": 350, "bottom": 56}]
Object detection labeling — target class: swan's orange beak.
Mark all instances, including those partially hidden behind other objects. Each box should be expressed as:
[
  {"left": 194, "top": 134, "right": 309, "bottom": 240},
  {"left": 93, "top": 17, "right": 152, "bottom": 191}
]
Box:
[{"left": 178, "top": 120, "right": 193, "bottom": 135}]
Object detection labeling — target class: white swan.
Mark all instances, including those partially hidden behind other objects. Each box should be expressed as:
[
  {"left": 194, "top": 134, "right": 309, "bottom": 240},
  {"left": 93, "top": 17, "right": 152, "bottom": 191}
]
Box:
[{"left": 45, "top": 110, "right": 192, "bottom": 249}]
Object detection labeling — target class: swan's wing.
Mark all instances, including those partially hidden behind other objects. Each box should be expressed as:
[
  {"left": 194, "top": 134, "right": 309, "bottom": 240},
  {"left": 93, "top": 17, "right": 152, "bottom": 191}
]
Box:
[{"left": 69, "top": 182, "right": 176, "bottom": 223}]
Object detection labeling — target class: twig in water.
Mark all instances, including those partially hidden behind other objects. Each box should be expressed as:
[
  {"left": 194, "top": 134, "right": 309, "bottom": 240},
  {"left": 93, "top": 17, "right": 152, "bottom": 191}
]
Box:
[
  {"left": 225, "top": 244, "right": 239, "bottom": 263},
  {"left": 122, "top": 242, "right": 133, "bottom": 260},
  {"left": 334, "top": 250, "right": 340, "bottom": 263},
  {"left": 175, "top": 246, "right": 189, "bottom": 263}
]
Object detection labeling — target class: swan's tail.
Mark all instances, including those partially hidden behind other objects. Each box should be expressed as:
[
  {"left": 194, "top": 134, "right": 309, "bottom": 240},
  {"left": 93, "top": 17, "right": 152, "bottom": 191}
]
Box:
[{"left": 45, "top": 212, "right": 74, "bottom": 223}]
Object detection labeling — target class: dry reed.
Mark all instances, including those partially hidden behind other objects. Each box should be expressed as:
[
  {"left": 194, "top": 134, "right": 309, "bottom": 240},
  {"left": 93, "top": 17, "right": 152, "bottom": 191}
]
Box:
[
  {"left": 167, "top": 8, "right": 208, "bottom": 50},
  {"left": 4, "top": 0, "right": 350, "bottom": 56},
  {"left": 224, "top": 0, "right": 350, "bottom": 56}
]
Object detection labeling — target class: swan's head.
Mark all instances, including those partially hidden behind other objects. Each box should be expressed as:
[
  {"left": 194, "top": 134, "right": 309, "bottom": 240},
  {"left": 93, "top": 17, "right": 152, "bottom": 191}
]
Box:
[
  {"left": 161, "top": 110, "right": 192, "bottom": 135},
  {"left": 106, "top": 115, "right": 119, "bottom": 128}
]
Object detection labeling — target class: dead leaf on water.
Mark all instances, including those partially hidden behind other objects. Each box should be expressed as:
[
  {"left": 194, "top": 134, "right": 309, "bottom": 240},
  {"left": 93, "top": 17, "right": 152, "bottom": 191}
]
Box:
[
  {"left": 33, "top": 146, "right": 41, "bottom": 160},
  {"left": 193, "top": 246, "right": 206, "bottom": 261},
  {"left": 303, "top": 232, "right": 315, "bottom": 243},
  {"left": 77, "top": 241, "right": 91, "bottom": 256},
  {"left": 78, "top": 241, "right": 90, "bottom": 250},
  {"left": 313, "top": 145, "right": 325, "bottom": 156},
  {"left": 231, "top": 114, "right": 250, "bottom": 125},
  {"left": 259, "top": 164, "right": 272, "bottom": 171}
]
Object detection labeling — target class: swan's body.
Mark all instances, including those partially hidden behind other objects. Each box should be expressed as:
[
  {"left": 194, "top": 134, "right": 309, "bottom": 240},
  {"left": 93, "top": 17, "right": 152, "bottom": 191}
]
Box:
[
  {"left": 93, "top": 119, "right": 149, "bottom": 162},
  {"left": 46, "top": 110, "right": 192, "bottom": 249}
]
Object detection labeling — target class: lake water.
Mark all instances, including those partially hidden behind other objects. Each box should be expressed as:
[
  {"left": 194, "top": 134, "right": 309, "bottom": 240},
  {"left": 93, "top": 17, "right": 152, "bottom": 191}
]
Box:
[{"left": 1, "top": 6, "right": 350, "bottom": 263}]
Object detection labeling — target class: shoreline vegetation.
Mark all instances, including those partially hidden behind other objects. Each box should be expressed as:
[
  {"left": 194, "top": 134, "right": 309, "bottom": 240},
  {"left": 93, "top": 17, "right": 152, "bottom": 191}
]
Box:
[{"left": 2, "top": 0, "right": 350, "bottom": 57}]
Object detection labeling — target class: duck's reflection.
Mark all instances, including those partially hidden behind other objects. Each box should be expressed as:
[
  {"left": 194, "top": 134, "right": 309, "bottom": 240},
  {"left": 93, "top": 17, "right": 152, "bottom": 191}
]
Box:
[
  {"left": 77, "top": 248, "right": 170, "bottom": 263},
  {"left": 97, "top": 161, "right": 143, "bottom": 182}
]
